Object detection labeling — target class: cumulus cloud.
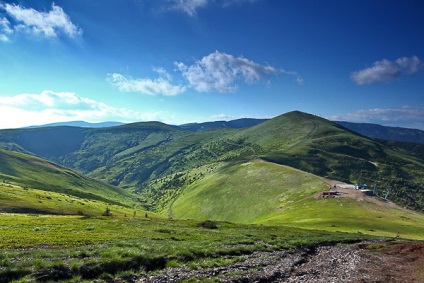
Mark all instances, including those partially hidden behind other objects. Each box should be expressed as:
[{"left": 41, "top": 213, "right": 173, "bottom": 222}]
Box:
[
  {"left": 108, "top": 51, "right": 299, "bottom": 95},
  {"left": 0, "top": 91, "right": 151, "bottom": 129},
  {"left": 0, "top": 90, "right": 101, "bottom": 111},
  {"left": 175, "top": 51, "right": 286, "bottom": 92},
  {"left": 106, "top": 68, "right": 186, "bottom": 96},
  {"left": 0, "top": 3, "right": 81, "bottom": 40},
  {"left": 351, "top": 56, "right": 422, "bottom": 85},
  {"left": 330, "top": 106, "right": 424, "bottom": 130}
]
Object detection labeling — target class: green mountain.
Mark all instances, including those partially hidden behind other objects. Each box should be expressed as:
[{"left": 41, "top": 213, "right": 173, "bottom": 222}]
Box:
[
  {"left": 178, "top": 118, "right": 268, "bottom": 131},
  {"left": 171, "top": 159, "right": 424, "bottom": 239},
  {"left": 0, "top": 111, "right": 423, "bottom": 212},
  {"left": 0, "top": 148, "right": 141, "bottom": 216}
]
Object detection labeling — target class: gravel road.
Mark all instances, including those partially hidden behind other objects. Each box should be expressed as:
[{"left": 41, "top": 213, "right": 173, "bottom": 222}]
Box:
[{"left": 134, "top": 240, "right": 424, "bottom": 283}]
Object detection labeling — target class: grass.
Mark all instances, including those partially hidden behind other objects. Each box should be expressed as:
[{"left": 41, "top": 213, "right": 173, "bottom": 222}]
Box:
[
  {"left": 0, "top": 213, "right": 376, "bottom": 282},
  {"left": 0, "top": 183, "right": 146, "bottom": 217},
  {"left": 0, "top": 149, "right": 141, "bottom": 215},
  {"left": 170, "top": 159, "right": 424, "bottom": 240},
  {"left": 258, "top": 197, "right": 424, "bottom": 240},
  {"left": 0, "top": 111, "right": 423, "bottom": 280},
  {"left": 171, "top": 159, "right": 329, "bottom": 223}
]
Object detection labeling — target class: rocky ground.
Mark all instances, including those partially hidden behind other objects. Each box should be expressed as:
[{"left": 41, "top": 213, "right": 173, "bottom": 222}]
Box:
[{"left": 133, "top": 240, "right": 424, "bottom": 283}]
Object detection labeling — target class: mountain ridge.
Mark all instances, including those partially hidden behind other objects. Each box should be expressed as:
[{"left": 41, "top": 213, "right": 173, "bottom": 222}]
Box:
[
  {"left": 0, "top": 110, "right": 423, "bottom": 212},
  {"left": 336, "top": 121, "right": 424, "bottom": 144},
  {"left": 26, "top": 121, "right": 124, "bottom": 128},
  {"left": 16, "top": 117, "right": 424, "bottom": 144}
]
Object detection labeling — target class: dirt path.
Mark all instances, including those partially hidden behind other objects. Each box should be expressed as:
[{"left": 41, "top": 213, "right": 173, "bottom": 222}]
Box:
[
  {"left": 287, "top": 119, "right": 320, "bottom": 151},
  {"left": 135, "top": 240, "right": 424, "bottom": 282}
]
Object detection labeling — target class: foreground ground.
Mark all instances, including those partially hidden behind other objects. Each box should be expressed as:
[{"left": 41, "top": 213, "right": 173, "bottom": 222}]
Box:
[
  {"left": 137, "top": 241, "right": 424, "bottom": 282},
  {"left": 1, "top": 214, "right": 423, "bottom": 282}
]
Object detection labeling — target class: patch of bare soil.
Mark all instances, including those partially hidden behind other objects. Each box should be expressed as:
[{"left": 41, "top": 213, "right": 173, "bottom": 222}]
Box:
[
  {"left": 355, "top": 241, "right": 424, "bottom": 283},
  {"left": 318, "top": 179, "right": 417, "bottom": 214},
  {"left": 134, "top": 241, "right": 424, "bottom": 283}
]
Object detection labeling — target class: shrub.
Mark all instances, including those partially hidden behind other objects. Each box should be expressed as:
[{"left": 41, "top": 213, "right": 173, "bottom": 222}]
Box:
[
  {"left": 197, "top": 220, "right": 218, "bottom": 229},
  {"left": 0, "top": 268, "right": 31, "bottom": 283},
  {"left": 102, "top": 207, "right": 111, "bottom": 216},
  {"left": 33, "top": 264, "right": 72, "bottom": 282}
]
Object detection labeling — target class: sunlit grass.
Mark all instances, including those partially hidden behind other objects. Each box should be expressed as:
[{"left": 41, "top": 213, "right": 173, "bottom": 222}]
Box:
[
  {"left": 172, "top": 159, "right": 327, "bottom": 223},
  {"left": 0, "top": 213, "right": 376, "bottom": 282},
  {"left": 258, "top": 197, "right": 424, "bottom": 240}
]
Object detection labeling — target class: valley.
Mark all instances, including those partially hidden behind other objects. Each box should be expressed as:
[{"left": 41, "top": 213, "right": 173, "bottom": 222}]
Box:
[{"left": 0, "top": 111, "right": 423, "bottom": 282}]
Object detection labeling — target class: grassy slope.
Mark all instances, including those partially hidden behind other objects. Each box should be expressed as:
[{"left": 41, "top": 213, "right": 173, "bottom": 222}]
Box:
[
  {"left": 0, "top": 111, "right": 423, "bottom": 214},
  {"left": 238, "top": 111, "right": 424, "bottom": 210},
  {"left": 1, "top": 111, "right": 423, "bottom": 211},
  {"left": 0, "top": 126, "right": 87, "bottom": 162},
  {"left": 171, "top": 159, "right": 424, "bottom": 240},
  {"left": 171, "top": 160, "right": 327, "bottom": 223},
  {"left": 258, "top": 197, "right": 424, "bottom": 240},
  {"left": 0, "top": 214, "right": 374, "bottom": 282},
  {"left": 0, "top": 149, "right": 143, "bottom": 216}
]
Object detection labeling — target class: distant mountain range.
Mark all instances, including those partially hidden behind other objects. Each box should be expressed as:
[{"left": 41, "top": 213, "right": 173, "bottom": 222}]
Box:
[
  {"left": 27, "top": 118, "right": 424, "bottom": 144},
  {"left": 27, "top": 121, "right": 124, "bottom": 128},
  {"left": 335, "top": 121, "right": 424, "bottom": 144}
]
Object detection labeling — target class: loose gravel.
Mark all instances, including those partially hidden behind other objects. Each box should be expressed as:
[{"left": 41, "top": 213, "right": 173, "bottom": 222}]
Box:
[{"left": 134, "top": 241, "right": 424, "bottom": 283}]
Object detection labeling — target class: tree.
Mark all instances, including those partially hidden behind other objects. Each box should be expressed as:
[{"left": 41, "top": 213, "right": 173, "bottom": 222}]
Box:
[{"left": 102, "top": 207, "right": 111, "bottom": 216}]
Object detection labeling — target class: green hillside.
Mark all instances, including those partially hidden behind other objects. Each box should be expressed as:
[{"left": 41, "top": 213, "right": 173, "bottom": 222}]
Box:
[
  {"left": 171, "top": 160, "right": 327, "bottom": 223},
  {"left": 171, "top": 159, "right": 424, "bottom": 240},
  {"left": 0, "top": 149, "right": 142, "bottom": 216},
  {"left": 0, "top": 126, "right": 87, "bottom": 162},
  {"left": 238, "top": 112, "right": 424, "bottom": 210},
  {"left": 0, "top": 111, "right": 423, "bottom": 212},
  {"left": 259, "top": 196, "right": 424, "bottom": 240}
]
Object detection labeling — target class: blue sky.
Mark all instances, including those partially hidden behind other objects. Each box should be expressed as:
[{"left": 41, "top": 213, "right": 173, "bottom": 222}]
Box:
[{"left": 0, "top": 0, "right": 423, "bottom": 129}]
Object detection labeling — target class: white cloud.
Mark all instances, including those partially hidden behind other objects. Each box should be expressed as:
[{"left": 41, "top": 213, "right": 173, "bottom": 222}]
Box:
[
  {"left": 169, "top": 0, "right": 208, "bottom": 16},
  {"left": 0, "top": 3, "right": 81, "bottom": 40},
  {"left": 108, "top": 51, "right": 298, "bottom": 95},
  {"left": 0, "top": 91, "right": 154, "bottom": 129},
  {"left": 167, "top": 0, "right": 258, "bottom": 16},
  {"left": 106, "top": 68, "right": 186, "bottom": 96},
  {"left": 0, "top": 16, "right": 12, "bottom": 41},
  {"left": 175, "top": 51, "right": 283, "bottom": 93},
  {"left": 296, "top": 77, "right": 304, "bottom": 85},
  {"left": 330, "top": 106, "right": 424, "bottom": 130},
  {"left": 351, "top": 56, "right": 422, "bottom": 85}
]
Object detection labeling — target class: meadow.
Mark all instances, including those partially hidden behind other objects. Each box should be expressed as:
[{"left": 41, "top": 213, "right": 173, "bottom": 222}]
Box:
[
  {"left": 0, "top": 213, "right": 376, "bottom": 282},
  {"left": 171, "top": 159, "right": 424, "bottom": 240},
  {"left": 1, "top": 111, "right": 424, "bottom": 282}
]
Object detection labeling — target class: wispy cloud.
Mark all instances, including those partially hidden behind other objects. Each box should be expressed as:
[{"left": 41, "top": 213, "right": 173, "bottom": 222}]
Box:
[
  {"left": 208, "top": 112, "right": 269, "bottom": 121},
  {"left": 106, "top": 68, "right": 186, "bottom": 96},
  {"left": 351, "top": 56, "right": 422, "bottom": 85},
  {"left": 168, "top": 0, "right": 208, "bottom": 16},
  {"left": 0, "top": 3, "right": 81, "bottom": 41},
  {"left": 330, "top": 106, "right": 424, "bottom": 130},
  {"left": 175, "top": 51, "right": 293, "bottom": 93},
  {"left": 167, "top": 0, "right": 258, "bottom": 16},
  {"left": 0, "top": 91, "right": 153, "bottom": 129},
  {"left": 0, "top": 16, "right": 12, "bottom": 41}
]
